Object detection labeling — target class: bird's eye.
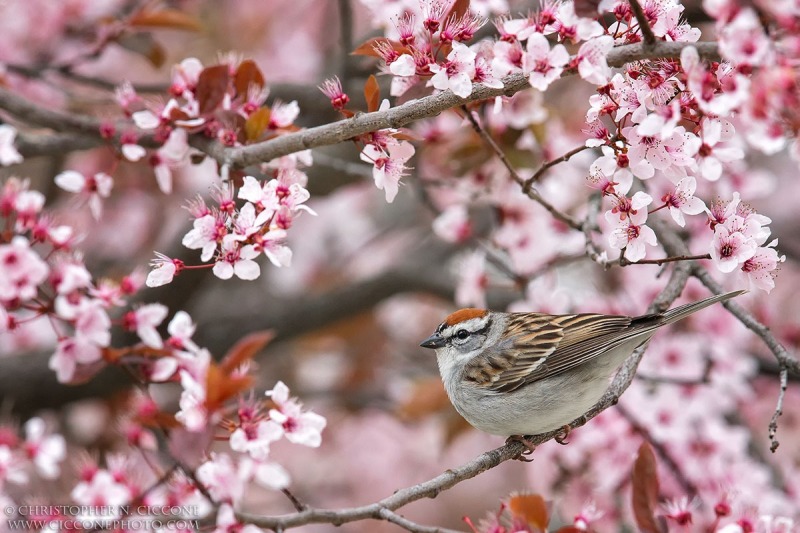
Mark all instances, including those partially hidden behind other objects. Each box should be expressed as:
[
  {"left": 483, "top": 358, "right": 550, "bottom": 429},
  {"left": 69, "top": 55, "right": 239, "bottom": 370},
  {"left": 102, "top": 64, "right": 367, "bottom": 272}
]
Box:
[{"left": 456, "top": 329, "right": 469, "bottom": 340}]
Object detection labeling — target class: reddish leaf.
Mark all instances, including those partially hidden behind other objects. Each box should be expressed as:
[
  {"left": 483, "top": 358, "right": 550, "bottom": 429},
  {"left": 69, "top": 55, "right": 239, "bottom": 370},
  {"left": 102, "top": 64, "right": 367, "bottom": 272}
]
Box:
[
  {"left": 631, "top": 442, "right": 665, "bottom": 533},
  {"left": 244, "top": 107, "right": 271, "bottom": 142},
  {"left": 352, "top": 37, "right": 407, "bottom": 57},
  {"left": 205, "top": 362, "right": 254, "bottom": 411},
  {"left": 220, "top": 330, "right": 274, "bottom": 374},
  {"left": 508, "top": 493, "right": 549, "bottom": 531},
  {"left": 364, "top": 75, "right": 380, "bottom": 113},
  {"left": 234, "top": 59, "right": 265, "bottom": 97},
  {"left": 196, "top": 65, "right": 230, "bottom": 115},
  {"left": 445, "top": 0, "right": 471, "bottom": 21},
  {"left": 554, "top": 528, "right": 584, "bottom": 533},
  {"left": 115, "top": 32, "right": 166, "bottom": 68},
  {"left": 129, "top": 9, "right": 203, "bottom": 32}
]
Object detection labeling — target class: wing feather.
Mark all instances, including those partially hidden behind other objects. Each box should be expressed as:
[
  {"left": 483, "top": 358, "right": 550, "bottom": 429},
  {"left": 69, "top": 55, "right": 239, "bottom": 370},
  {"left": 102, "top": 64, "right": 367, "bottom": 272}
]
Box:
[{"left": 465, "top": 312, "right": 662, "bottom": 393}]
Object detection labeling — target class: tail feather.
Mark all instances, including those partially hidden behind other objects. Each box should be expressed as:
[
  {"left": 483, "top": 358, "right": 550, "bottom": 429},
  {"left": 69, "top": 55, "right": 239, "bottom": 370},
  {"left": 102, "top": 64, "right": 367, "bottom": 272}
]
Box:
[{"left": 661, "top": 290, "right": 745, "bottom": 324}]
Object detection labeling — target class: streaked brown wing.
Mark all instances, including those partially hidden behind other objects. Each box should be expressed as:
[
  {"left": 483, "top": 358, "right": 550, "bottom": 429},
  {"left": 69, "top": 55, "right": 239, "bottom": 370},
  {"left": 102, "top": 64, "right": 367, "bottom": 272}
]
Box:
[
  {"left": 462, "top": 314, "right": 563, "bottom": 388},
  {"left": 467, "top": 312, "right": 657, "bottom": 393}
]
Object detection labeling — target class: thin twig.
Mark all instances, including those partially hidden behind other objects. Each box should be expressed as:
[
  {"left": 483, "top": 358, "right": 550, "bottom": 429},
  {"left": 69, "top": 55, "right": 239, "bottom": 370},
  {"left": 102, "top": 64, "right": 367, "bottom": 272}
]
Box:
[
  {"left": 378, "top": 508, "right": 464, "bottom": 533},
  {"left": 461, "top": 105, "right": 583, "bottom": 231},
  {"left": 281, "top": 488, "right": 307, "bottom": 512},
  {"left": 523, "top": 144, "right": 593, "bottom": 190},
  {"left": 619, "top": 253, "right": 711, "bottom": 267},
  {"left": 768, "top": 367, "right": 788, "bottom": 453},
  {"left": 628, "top": 0, "right": 657, "bottom": 45}
]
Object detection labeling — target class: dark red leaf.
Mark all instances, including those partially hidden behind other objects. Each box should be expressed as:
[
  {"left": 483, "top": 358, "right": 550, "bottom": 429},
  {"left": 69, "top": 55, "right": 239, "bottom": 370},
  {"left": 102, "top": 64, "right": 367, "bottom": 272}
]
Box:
[
  {"left": 508, "top": 493, "right": 549, "bottom": 531},
  {"left": 115, "top": 32, "right": 166, "bottom": 68},
  {"left": 220, "top": 330, "right": 274, "bottom": 373},
  {"left": 631, "top": 441, "right": 665, "bottom": 533},
  {"left": 364, "top": 75, "right": 380, "bottom": 113},
  {"left": 234, "top": 59, "right": 265, "bottom": 97},
  {"left": 352, "top": 37, "right": 408, "bottom": 57},
  {"left": 244, "top": 107, "right": 271, "bottom": 142},
  {"left": 445, "top": 0, "right": 471, "bottom": 21},
  {"left": 196, "top": 65, "right": 230, "bottom": 115}
]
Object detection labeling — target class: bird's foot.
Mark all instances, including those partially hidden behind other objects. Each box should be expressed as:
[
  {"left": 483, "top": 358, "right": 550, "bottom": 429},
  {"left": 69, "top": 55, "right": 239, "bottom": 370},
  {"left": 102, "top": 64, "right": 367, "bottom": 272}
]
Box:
[
  {"left": 555, "top": 424, "right": 571, "bottom": 445},
  {"left": 506, "top": 435, "right": 537, "bottom": 461}
]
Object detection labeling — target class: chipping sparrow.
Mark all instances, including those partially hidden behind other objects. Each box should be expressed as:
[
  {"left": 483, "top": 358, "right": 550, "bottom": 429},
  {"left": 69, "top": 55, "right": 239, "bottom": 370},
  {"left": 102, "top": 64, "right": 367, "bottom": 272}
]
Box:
[{"left": 420, "top": 290, "right": 744, "bottom": 437}]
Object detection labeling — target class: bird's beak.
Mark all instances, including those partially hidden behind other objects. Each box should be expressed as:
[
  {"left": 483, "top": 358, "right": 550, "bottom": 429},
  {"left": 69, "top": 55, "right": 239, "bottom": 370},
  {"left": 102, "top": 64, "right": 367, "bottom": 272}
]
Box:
[{"left": 419, "top": 332, "right": 447, "bottom": 349}]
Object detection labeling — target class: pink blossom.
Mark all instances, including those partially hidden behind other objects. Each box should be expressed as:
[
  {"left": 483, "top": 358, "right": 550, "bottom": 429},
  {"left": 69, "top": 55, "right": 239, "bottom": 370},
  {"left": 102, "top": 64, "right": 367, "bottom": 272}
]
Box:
[
  {"left": 51, "top": 261, "right": 92, "bottom": 295},
  {"left": 214, "top": 503, "right": 264, "bottom": 533},
  {"left": 54, "top": 170, "right": 114, "bottom": 220},
  {"left": 552, "top": 1, "right": 603, "bottom": 42},
  {"left": 0, "top": 445, "right": 28, "bottom": 488},
  {"left": 684, "top": 118, "right": 743, "bottom": 181},
  {"left": 150, "top": 128, "right": 189, "bottom": 194},
  {"left": 0, "top": 236, "right": 49, "bottom": 302},
  {"left": 432, "top": 205, "right": 472, "bottom": 243},
  {"left": 523, "top": 33, "right": 569, "bottom": 91},
  {"left": 740, "top": 241, "right": 785, "bottom": 293},
  {"left": 196, "top": 453, "right": 249, "bottom": 505},
  {"left": 266, "top": 381, "right": 326, "bottom": 447},
  {"left": 13, "top": 189, "right": 45, "bottom": 229},
  {"left": 428, "top": 42, "right": 477, "bottom": 98},
  {"left": 0, "top": 125, "right": 23, "bottom": 166},
  {"left": 719, "top": 8, "right": 771, "bottom": 67},
  {"left": 71, "top": 469, "right": 132, "bottom": 506},
  {"left": 623, "top": 125, "right": 692, "bottom": 179},
  {"left": 23, "top": 417, "right": 65, "bottom": 479},
  {"left": 491, "top": 40, "right": 524, "bottom": 78},
  {"left": 360, "top": 139, "right": 415, "bottom": 203},
  {"left": 145, "top": 252, "right": 185, "bottom": 288},
  {"left": 389, "top": 53, "right": 416, "bottom": 76},
  {"left": 171, "top": 57, "right": 203, "bottom": 97},
  {"left": 606, "top": 203, "right": 657, "bottom": 262},
  {"left": 662, "top": 176, "right": 706, "bottom": 227},
  {"left": 183, "top": 212, "right": 226, "bottom": 262},
  {"left": 252, "top": 461, "right": 290, "bottom": 491},
  {"left": 588, "top": 146, "right": 637, "bottom": 194},
  {"left": 125, "top": 303, "right": 169, "bottom": 348},
  {"left": 652, "top": 5, "right": 701, "bottom": 42},
  {"left": 230, "top": 419, "right": 282, "bottom": 460},
  {"left": 711, "top": 224, "right": 758, "bottom": 273},
  {"left": 576, "top": 35, "right": 613, "bottom": 85},
  {"left": 318, "top": 76, "right": 350, "bottom": 110},
  {"left": 47, "top": 336, "right": 103, "bottom": 383},
  {"left": 213, "top": 235, "right": 261, "bottom": 280},
  {"left": 73, "top": 302, "right": 111, "bottom": 347},
  {"left": 268, "top": 100, "right": 300, "bottom": 129},
  {"left": 455, "top": 250, "right": 488, "bottom": 308},
  {"left": 255, "top": 228, "right": 292, "bottom": 268},
  {"left": 166, "top": 310, "right": 198, "bottom": 352}
]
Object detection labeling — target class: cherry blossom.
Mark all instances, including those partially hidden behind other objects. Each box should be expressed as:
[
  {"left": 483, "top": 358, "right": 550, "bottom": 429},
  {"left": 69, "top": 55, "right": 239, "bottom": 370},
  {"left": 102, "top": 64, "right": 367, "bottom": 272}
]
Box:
[
  {"left": 606, "top": 198, "right": 657, "bottom": 262},
  {"left": 0, "top": 445, "right": 28, "bottom": 488},
  {"left": 124, "top": 303, "right": 169, "bottom": 348},
  {"left": 196, "top": 452, "right": 250, "bottom": 505},
  {"left": 150, "top": 128, "right": 189, "bottom": 194},
  {"left": 428, "top": 41, "right": 477, "bottom": 98},
  {"left": 0, "top": 125, "right": 23, "bottom": 166},
  {"left": 432, "top": 205, "right": 472, "bottom": 243},
  {"left": 718, "top": 9, "right": 771, "bottom": 67},
  {"left": 252, "top": 461, "right": 290, "bottom": 491},
  {"left": 576, "top": 35, "right": 613, "bottom": 85},
  {"left": 0, "top": 236, "right": 49, "bottom": 302},
  {"left": 266, "top": 381, "right": 326, "bottom": 447},
  {"left": 318, "top": 76, "right": 349, "bottom": 110},
  {"left": 662, "top": 176, "right": 706, "bottom": 227},
  {"left": 684, "top": 119, "right": 743, "bottom": 182},
  {"left": 23, "top": 417, "right": 66, "bottom": 479},
  {"left": 214, "top": 503, "right": 264, "bottom": 533},
  {"left": 360, "top": 139, "right": 415, "bottom": 203},
  {"left": 213, "top": 235, "right": 261, "bottom": 280},
  {"left": 230, "top": 418, "right": 282, "bottom": 461},
  {"left": 710, "top": 224, "right": 758, "bottom": 273},
  {"left": 146, "top": 252, "right": 185, "bottom": 287},
  {"left": 183, "top": 212, "right": 227, "bottom": 262},
  {"left": 523, "top": 33, "right": 569, "bottom": 91},
  {"left": 740, "top": 241, "right": 785, "bottom": 293},
  {"left": 71, "top": 469, "right": 132, "bottom": 507},
  {"left": 54, "top": 170, "right": 113, "bottom": 220}
]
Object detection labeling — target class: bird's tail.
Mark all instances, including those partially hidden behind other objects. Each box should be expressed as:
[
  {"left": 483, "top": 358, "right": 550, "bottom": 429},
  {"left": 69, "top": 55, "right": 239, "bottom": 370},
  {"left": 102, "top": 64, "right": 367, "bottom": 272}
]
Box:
[{"left": 661, "top": 290, "right": 745, "bottom": 324}]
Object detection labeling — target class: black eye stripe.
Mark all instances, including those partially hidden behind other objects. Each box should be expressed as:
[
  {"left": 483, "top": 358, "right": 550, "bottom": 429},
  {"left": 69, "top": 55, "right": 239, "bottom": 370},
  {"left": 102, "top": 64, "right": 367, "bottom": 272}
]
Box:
[{"left": 446, "top": 318, "right": 492, "bottom": 340}]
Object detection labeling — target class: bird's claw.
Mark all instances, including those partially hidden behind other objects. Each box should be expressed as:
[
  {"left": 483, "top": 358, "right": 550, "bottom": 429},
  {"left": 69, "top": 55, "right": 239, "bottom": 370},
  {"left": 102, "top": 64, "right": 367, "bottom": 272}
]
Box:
[
  {"left": 506, "top": 435, "right": 537, "bottom": 461},
  {"left": 555, "top": 425, "right": 571, "bottom": 445}
]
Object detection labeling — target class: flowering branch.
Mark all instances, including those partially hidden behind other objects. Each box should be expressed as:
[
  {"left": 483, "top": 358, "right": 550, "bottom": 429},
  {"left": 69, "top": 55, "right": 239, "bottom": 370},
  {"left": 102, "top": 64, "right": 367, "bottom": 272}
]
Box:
[
  {"left": 461, "top": 105, "right": 583, "bottom": 230},
  {"left": 619, "top": 253, "right": 712, "bottom": 267}
]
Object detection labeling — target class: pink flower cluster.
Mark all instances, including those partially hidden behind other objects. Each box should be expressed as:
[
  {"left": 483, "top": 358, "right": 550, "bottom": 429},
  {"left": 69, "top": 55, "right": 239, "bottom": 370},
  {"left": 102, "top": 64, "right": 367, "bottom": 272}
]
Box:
[{"left": 146, "top": 168, "right": 314, "bottom": 286}]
